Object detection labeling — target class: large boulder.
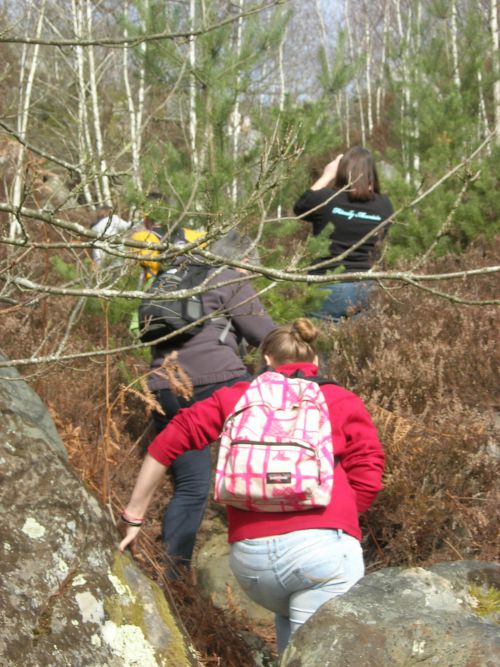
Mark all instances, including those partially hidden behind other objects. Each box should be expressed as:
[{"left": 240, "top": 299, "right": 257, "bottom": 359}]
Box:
[
  {"left": 0, "top": 356, "right": 197, "bottom": 666},
  {"left": 280, "top": 561, "right": 499, "bottom": 667}
]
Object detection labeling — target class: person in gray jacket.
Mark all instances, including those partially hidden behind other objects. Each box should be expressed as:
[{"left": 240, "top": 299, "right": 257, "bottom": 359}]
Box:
[{"left": 147, "top": 230, "right": 276, "bottom": 578}]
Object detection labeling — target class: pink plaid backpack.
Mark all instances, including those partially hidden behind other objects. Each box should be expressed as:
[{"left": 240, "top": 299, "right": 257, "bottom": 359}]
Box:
[{"left": 214, "top": 371, "right": 335, "bottom": 512}]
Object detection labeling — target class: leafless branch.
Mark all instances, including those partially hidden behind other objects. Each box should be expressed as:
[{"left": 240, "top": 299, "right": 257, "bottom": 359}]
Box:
[
  {"left": 0, "top": 120, "right": 127, "bottom": 178},
  {"left": 0, "top": 0, "right": 285, "bottom": 48}
]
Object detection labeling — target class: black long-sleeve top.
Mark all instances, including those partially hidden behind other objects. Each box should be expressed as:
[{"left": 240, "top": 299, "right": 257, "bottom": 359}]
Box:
[{"left": 294, "top": 188, "right": 394, "bottom": 274}]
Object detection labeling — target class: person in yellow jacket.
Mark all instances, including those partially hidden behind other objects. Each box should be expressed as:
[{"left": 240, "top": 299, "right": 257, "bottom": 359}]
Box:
[
  {"left": 128, "top": 192, "right": 206, "bottom": 337},
  {"left": 131, "top": 226, "right": 206, "bottom": 278},
  {"left": 129, "top": 192, "right": 206, "bottom": 280}
]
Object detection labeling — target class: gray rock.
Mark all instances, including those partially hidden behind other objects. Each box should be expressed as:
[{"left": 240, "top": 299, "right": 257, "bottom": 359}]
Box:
[
  {"left": 280, "top": 562, "right": 500, "bottom": 667},
  {"left": 0, "top": 354, "right": 67, "bottom": 459},
  {"left": 0, "top": 360, "right": 197, "bottom": 666},
  {"left": 195, "top": 514, "right": 274, "bottom": 625}
]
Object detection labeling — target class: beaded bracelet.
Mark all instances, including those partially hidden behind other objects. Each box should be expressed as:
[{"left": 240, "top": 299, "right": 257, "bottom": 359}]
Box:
[{"left": 121, "top": 511, "right": 144, "bottom": 527}]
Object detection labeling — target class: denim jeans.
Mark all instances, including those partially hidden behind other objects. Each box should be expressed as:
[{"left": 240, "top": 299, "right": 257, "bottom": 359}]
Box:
[
  {"left": 312, "top": 280, "right": 375, "bottom": 322},
  {"left": 230, "top": 529, "right": 364, "bottom": 654},
  {"left": 153, "top": 372, "right": 252, "bottom": 577}
]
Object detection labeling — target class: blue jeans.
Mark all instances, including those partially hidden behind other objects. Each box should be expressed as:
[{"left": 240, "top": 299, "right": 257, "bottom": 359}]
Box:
[
  {"left": 312, "top": 280, "right": 375, "bottom": 322},
  {"left": 153, "top": 373, "right": 251, "bottom": 577},
  {"left": 230, "top": 529, "right": 364, "bottom": 654}
]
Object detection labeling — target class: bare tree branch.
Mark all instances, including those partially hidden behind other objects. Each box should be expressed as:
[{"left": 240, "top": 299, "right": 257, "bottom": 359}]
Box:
[
  {"left": 0, "top": 0, "right": 285, "bottom": 48},
  {"left": 0, "top": 120, "right": 127, "bottom": 178},
  {"left": 6, "top": 264, "right": 500, "bottom": 299}
]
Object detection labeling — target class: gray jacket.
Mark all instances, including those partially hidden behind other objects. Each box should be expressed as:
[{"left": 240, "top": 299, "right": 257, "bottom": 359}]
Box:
[{"left": 148, "top": 267, "right": 276, "bottom": 390}]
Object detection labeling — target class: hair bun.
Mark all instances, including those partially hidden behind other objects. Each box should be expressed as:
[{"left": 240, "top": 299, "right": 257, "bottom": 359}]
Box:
[{"left": 291, "top": 318, "right": 318, "bottom": 345}]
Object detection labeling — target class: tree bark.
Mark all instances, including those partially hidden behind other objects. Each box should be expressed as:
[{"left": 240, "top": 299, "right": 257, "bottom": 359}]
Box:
[
  {"left": 230, "top": 0, "right": 244, "bottom": 205},
  {"left": 491, "top": 0, "right": 500, "bottom": 144},
  {"left": 10, "top": 0, "right": 46, "bottom": 239},
  {"left": 72, "top": 0, "right": 99, "bottom": 204},
  {"left": 85, "top": 0, "right": 111, "bottom": 205},
  {"left": 450, "top": 0, "right": 461, "bottom": 91},
  {"left": 123, "top": 0, "right": 148, "bottom": 189}
]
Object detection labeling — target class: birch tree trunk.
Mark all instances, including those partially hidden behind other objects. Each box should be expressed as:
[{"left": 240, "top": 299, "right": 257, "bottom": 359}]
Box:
[
  {"left": 230, "top": 0, "right": 244, "bottom": 205},
  {"left": 393, "top": 0, "right": 411, "bottom": 182},
  {"left": 72, "top": 0, "right": 95, "bottom": 205},
  {"left": 450, "top": 0, "right": 461, "bottom": 91},
  {"left": 376, "top": 0, "right": 388, "bottom": 127},
  {"left": 364, "top": 3, "right": 374, "bottom": 137},
  {"left": 411, "top": 0, "right": 421, "bottom": 174},
  {"left": 344, "top": 90, "right": 351, "bottom": 145},
  {"left": 477, "top": 69, "right": 490, "bottom": 144},
  {"left": 278, "top": 25, "right": 287, "bottom": 113},
  {"left": 85, "top": 0, "right": 112, "bottom": 205},
  {"left": 123, "top": 0, "right": 148, "bottom": 189},
  {"left": 10, "top": 0, "right": 46, "bottom": 239},
  {"left": 491, "top": 0, "right": 500, "bottom": 144},
  {"left": 276, "top": 23, "right": 287, "bottom": 220},
  {"left": 345, "top": 0, "right": 366, "bottom": 145},
  {"left": 188, "top": 0, "right": 198, "bottom": 169}
]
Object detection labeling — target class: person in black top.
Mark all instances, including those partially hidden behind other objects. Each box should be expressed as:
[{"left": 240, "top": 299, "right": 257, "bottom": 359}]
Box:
[{"left": 294, "top": 146, "right": 394, "bottom": 321}]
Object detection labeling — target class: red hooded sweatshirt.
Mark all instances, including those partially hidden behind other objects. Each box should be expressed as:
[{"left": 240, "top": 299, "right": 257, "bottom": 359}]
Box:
[{"left": 148, "top": 362, "right": 384, "bottom": 543}]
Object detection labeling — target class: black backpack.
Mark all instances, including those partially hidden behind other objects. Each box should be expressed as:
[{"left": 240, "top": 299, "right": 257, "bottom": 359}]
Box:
[{"left": 138, "top": 264, "right": 211, "bottom": 344}]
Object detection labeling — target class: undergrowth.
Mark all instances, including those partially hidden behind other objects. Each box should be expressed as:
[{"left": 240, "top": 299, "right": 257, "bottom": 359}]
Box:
[
  {"left": 324, "top": 239, "right": 500, "bottom": 567},
  {"left": 468, "top": 584, "right": 500, "bottom": 621}
]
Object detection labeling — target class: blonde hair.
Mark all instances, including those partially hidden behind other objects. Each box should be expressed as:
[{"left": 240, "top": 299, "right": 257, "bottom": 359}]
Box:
[{"left": 261, "top": 318, "right": 318, "bottom": 366}]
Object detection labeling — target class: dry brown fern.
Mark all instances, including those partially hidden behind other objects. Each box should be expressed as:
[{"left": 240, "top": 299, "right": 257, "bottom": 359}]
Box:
[{"left": 156, "top": 351, "right": 194, "bottom": 401}]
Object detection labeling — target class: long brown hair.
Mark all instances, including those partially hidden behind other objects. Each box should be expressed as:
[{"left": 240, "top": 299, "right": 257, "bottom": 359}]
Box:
[
  {"left": 261, "top": 318, "right": 318, "bottom": 367},
  {"left": 334, "top": 146, "right": 380, "bottom": 202}
]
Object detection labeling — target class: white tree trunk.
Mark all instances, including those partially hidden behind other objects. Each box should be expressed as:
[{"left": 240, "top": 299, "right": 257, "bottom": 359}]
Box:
[
  {"left": 491, "top": 0, "right": 500, "bottom": 144},
  {"left": 344, "top": 90, "right": 351, "bottom": 145},
  {"left": 123, "top": 0, "right": 147, "bottom": 189},
  {"left": 450, "top": 0, "right": 461, "bottom": 91},
  {"left": 393, "top": 0, "right": 411, "bottom": 181},
  {"left": 345, "top": 0, "right": 365, "bottom": 145},
  {"left": 85, "top": 0, "right": 111, "bottom": 205},
  {"left": 364, "top": 4, "right": 373, "bottom": 137},
  {"left": 10, "top": 0, "right": 46, "bottom": 239},
  {"left": 276, "top": 23, "right": 288, "bottom": 220},
  {"left": 230, "top": 0, "right": 244, "bottom": 205},
  {"left": 278, "top": 25, "right": 287, "bottom": 113},
  {"left": 376, "top": 0, "right": 388, "bottom": 126},
  {"left": 477, "top": 69, "right": 490, "bottom": 144},
  {"left": 72, "top": 0, "right": 95, "bottom": 206},
  {"left": 188, "top": 0, "right": 198, "bottom": 169},
  {"left": 412, "top": 0, "right": 421, "bottom": 174}
]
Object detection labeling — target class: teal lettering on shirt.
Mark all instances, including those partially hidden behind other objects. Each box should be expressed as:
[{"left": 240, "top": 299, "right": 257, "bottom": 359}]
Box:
[{"left": 332, "top": 206, "right": 382, "bottom": 222}]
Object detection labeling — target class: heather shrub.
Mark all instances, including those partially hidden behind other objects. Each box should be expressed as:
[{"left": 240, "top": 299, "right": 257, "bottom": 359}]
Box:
[
  {"left": 320, "top": 238, "right": 500, "bottom": 567},
  {"left": 363, "top": 404, "right": 498, "bottom": 567}
]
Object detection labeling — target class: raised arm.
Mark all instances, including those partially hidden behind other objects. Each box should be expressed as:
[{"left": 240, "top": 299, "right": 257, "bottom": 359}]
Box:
[
  {"left": 309, "top": 155, "right": 343, "bottom": 191},
  {"left": 293, "top": 154, "right": 343, "bottom": 222}
]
